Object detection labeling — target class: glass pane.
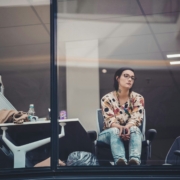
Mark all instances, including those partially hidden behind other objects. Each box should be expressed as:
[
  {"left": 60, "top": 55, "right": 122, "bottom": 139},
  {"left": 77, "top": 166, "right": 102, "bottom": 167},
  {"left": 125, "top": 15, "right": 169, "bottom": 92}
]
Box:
[
  {"left": 0, "top": 0, "right": 51, "bottom": 169},
  {"left": 57, "top": 0, "right": 180, "bottom": 167}
]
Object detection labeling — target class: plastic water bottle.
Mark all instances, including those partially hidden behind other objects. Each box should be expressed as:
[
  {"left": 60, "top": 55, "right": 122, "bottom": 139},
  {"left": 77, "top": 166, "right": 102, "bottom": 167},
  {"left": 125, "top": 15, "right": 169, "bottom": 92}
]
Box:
[
  {"left": 0, "top": 75, "right": 4, "bottom": 94},
  {"left": 28, "top": 104, "right": 35, "bottom": 117}
]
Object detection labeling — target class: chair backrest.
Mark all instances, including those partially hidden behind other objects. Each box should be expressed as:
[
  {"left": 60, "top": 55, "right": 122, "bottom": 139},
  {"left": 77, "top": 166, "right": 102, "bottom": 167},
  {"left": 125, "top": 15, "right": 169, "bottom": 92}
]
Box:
[
  {"left": 96, "top": 109, "right": 146, "bottom": 141},
  {"left": 96, "top": 109, "right": 105, "bottom": 134},
  {"left": 139, "top": 109, "right": 146, "bottom": 140},
  {"left": 0, "top": 92, "right": 16, "bottom": 110},
  {"left": 164, "top": 136, "right": 180, "bottom": 165}
]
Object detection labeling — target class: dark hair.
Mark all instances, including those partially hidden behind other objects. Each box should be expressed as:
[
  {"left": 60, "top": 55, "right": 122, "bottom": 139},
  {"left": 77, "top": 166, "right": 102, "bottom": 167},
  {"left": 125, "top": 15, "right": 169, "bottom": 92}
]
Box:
[{"left": 113, "top": 67, "right": 135, "bottom": 93}]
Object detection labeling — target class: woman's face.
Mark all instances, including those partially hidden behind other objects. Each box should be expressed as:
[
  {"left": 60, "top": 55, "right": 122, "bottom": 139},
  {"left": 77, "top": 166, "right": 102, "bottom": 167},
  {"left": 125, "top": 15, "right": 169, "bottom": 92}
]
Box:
[{"left": 116, "top": 70, "right": 135, "bottom": 90}]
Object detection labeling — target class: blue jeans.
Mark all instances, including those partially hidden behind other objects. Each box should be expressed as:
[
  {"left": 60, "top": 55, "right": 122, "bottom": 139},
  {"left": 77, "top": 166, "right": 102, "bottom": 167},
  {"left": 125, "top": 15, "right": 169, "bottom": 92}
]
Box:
[{"left": 98, "top": 126, "right": 142, "bottom": 164}]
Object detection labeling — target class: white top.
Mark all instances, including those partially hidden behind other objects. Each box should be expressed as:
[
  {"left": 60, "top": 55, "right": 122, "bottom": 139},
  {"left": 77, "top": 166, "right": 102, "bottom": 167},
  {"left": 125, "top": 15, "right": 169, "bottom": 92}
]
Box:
[{"left": 0, "top": 118, "right": 79, "bottom": 127}]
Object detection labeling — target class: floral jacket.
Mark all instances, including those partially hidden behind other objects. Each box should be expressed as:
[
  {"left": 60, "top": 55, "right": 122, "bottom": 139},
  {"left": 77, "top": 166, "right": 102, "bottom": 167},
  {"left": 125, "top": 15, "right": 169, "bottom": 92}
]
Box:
[{"left": 101, "top": 91, "right": 144, "bottom": 129}]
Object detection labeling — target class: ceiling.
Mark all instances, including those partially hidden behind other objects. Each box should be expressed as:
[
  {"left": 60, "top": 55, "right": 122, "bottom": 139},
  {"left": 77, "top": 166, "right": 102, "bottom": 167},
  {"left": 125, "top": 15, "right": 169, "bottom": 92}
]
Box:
[
  {"left": 0, "top": 0, "right": 179, "bottom": 71},
  {"left": 0, "top": 0, "right": 50, "bottom": 72},
  {"left": 57, "top": 0, "right": 180, "bottom": 71}
]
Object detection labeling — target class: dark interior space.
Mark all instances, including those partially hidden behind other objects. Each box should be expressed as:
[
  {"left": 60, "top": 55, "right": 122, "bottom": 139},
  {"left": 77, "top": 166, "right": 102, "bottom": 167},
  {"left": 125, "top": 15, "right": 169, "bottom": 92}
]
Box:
[{"left": 100, "top": 68, "right": 180, "bottom": 164}]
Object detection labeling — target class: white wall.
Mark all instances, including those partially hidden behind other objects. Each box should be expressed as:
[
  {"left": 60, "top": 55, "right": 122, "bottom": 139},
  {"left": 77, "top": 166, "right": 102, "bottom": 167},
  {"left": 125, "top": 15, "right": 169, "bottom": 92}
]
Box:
[{"left": 65, "top": 40, "right": 99, "bottom": 131}]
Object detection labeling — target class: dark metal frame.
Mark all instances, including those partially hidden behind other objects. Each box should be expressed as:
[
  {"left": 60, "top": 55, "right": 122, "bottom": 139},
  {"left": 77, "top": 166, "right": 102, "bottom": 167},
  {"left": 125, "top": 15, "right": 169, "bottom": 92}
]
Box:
[{"left": 50, "top": 0, "right": 59, "bottom": 171}]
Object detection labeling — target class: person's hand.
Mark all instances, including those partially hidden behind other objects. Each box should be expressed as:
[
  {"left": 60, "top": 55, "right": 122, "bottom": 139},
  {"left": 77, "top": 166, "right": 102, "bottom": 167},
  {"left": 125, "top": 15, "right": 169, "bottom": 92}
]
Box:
[
  {"left": 118, "top": 125, "right": 124, "bottom": 137},
  {"left": 121, "top": 125, "right": 131, "bottom": 141}
]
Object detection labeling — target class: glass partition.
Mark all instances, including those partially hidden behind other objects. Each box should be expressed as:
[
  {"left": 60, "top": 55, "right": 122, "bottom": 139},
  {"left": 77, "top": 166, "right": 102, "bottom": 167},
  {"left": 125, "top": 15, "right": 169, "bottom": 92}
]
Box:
[
  {"left": 57, "top": 0, "right": 180, "bottom": 167},
  {"left": 0, "top": 0, "right": 51, "bottom": 169}
]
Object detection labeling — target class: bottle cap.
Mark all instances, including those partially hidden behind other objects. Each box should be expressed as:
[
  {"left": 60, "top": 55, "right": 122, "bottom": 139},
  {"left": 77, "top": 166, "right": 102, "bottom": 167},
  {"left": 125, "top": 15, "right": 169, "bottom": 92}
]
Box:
[{"left": 30, "top": 104, "right": 34, "bottom": 108}]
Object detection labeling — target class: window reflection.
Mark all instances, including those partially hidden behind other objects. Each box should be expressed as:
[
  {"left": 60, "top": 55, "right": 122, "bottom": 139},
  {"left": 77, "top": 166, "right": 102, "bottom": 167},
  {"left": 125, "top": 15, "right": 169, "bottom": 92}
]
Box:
[
  {"left": 0, "top": 0, "right": 51, "bottom": 169},
  {"left": 57, "top": 0, "right": 180, "bottom": 167}
]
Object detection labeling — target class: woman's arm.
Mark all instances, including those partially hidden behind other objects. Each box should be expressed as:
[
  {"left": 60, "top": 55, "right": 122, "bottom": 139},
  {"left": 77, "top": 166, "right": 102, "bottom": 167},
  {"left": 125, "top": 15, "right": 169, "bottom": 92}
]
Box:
[
  {"left": 111, "top": 122, "right": 124, "bottom": 136},
  {"left": 101, "top": 95, "right": 124, "bottom": 136},
  {"left": 126, "top": 95, "right": 144, "bottom": 127},
  {"left": 122, "top": 95, "right": 144, "bottom": 140}
]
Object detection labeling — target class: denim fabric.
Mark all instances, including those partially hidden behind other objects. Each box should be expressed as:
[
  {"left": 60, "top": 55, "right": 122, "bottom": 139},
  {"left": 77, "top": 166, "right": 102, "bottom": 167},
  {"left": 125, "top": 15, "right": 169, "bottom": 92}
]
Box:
[
  {"left": 129, "top": 126, "right": 142, "bottom": 163},
  {"left": 98, "top": 126, "right": 142, "bottom": 164}
]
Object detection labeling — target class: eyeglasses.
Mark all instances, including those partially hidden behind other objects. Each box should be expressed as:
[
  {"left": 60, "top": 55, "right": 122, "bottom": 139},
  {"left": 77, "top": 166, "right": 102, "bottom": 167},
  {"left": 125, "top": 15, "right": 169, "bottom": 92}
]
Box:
[{"left": 123, "top": 74, "right": 135, "bottom": 81}]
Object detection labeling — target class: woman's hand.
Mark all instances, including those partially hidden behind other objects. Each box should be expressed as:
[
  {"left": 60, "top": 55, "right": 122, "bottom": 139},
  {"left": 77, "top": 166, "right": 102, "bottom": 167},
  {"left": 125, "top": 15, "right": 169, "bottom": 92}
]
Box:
[
  {"left": 111, "top": 123, "right": 124, "bottom": 136},
  {"left": 111, "top": 123, "right": 131, "bottom": 140},
  {"left": 121, "top": 125, "right": 131, "bottom": 141},
  {"left": 118, "top": 125, "right": 124, "bottom": 137}
]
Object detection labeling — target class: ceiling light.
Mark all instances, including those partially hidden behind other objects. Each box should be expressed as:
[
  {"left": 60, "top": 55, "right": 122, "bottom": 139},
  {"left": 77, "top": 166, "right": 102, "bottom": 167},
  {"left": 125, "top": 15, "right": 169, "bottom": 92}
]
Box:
[
  {"left": 167, "top": 54, "right": 180, "bottom": 58},
  {"left": 170, "top": 61, "right": 180, "bottom": 65},
  {"left": 102, "top": 69, "right": 107, "bottom": 73}
]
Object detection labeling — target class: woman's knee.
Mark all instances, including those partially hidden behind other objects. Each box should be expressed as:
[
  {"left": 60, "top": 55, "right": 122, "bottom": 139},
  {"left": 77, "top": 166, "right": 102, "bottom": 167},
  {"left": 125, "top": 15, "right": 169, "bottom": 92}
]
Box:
[
  {"left": 130, "top": 126, "right": 141, "bottom": 134},
  {"left": 130, "top": 126, "right": 142, "bottom": 140},
  {"left": 98, "top": 127, "right": 120, "bottom": 143},
  {"left": 108, "top": 127, "right": 120, "bottom": 136}
]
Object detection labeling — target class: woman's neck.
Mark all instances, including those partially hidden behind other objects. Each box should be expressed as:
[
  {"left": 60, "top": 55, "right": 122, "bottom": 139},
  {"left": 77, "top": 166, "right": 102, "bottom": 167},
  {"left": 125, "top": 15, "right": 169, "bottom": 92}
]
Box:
[{"left": 118, "top": 88, "right": 129, "bottom": 99}]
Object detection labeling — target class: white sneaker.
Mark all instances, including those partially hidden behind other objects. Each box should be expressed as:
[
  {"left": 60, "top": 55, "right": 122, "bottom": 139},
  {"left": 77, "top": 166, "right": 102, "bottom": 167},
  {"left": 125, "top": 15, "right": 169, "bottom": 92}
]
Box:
[
  {"left": 116, "top": 158, "right": 127, "bottom": 166},
  {"left": 128, "top": 158, "right": 140, "bottom": 165}
]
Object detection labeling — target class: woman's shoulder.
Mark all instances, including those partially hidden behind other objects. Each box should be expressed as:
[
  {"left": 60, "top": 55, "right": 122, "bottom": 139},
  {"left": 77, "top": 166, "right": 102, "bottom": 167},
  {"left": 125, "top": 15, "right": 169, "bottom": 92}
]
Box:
[
  {"left": 101, "top": 91, "right": 116, "bottom": 100},
  {"left": 130, "top": 91, "right": 144, "bottom": 99},
  {"left": 130, "top": 91, "right": 144, "bottom": 107}
]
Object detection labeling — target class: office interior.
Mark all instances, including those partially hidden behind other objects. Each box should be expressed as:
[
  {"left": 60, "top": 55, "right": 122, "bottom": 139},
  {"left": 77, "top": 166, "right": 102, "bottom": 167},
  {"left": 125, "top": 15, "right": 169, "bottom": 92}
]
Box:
[{"left": 0, "top": 0, "right": 180, "bottom": 172}]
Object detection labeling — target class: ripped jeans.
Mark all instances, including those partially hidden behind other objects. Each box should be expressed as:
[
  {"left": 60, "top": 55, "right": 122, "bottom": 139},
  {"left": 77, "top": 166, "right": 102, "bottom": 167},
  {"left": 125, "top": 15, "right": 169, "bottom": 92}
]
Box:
[{"left": 98, "top": 126, "right": 142, "bottom": 164}]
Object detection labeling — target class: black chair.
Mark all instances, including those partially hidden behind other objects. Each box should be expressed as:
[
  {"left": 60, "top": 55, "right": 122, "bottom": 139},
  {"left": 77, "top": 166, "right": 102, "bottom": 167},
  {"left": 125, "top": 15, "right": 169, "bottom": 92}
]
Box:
[
  {"left": 95, "top": 109, "right": 157, "bottom": 166},
  {"left": 164, "top": 136, "right": 180, "bottom": 165}
]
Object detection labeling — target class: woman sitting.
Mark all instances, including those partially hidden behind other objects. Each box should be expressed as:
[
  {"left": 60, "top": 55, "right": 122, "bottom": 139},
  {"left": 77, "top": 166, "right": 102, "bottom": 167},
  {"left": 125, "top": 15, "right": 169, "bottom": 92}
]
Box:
[{"left": 98, "top": 67, "right": 144, "bottom": 165}]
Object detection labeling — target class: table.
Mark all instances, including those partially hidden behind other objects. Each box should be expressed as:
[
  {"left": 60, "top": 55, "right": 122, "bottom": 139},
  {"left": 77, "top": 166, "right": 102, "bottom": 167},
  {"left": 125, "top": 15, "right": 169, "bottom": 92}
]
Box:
[{"left": 0, "top": 119, "right": 78, "bottom": 168}]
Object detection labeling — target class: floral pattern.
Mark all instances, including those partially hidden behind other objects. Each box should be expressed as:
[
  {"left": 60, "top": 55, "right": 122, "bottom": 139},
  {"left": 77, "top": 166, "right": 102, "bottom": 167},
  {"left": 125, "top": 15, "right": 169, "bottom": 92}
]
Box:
[{"left": 101, "top": 91, "right": 144, "bottom": 129}]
